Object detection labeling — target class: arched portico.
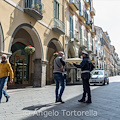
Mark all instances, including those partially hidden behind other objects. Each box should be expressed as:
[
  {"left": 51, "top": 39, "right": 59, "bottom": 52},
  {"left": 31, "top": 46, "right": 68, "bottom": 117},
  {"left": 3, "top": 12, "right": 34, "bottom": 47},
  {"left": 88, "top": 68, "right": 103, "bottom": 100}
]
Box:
[
  {"left": 0, "top": 22, "right": 4, "bottom": 54},
  {"left": 46, "top": 38, "right": 63, "bottom": 85},
  {"left": 8, "top": 23, "right": 44, "bottom": 88}
]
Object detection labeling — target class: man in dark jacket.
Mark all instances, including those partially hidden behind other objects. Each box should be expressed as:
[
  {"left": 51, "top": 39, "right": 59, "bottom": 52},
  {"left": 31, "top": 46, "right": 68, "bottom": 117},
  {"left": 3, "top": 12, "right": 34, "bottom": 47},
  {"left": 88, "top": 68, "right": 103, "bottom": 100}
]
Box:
[{"left": 73, "top": 51, "right": 94, "bottom": 103}]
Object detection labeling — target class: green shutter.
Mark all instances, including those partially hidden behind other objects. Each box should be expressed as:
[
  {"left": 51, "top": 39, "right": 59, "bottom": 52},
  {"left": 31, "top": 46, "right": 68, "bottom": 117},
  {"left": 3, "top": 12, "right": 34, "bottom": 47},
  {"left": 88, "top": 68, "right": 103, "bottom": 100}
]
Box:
[
  {"left": 87, "top": 34, "right": 89, "bottom": 50},
  {"left": 53, "top": 0, "right": 56, "bottom": 18},
  {"left": 53, "top": 0, "right": 59, "bottom": 19},
  {"left": 79, "top": 0, "right": 81, "bottom": 16},
  {"left": 80, "top": 26, "right": 82, "bottom": 45},
  {"left": 70, "top": 16, "right": 73, "bottom": 38}
]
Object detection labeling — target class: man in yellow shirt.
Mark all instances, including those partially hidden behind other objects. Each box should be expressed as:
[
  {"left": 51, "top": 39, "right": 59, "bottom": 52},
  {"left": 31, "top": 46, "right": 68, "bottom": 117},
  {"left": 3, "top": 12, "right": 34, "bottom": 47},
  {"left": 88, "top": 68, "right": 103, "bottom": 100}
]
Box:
[{"left": 0, "top": 54, "right": 14, "bottom": 103}]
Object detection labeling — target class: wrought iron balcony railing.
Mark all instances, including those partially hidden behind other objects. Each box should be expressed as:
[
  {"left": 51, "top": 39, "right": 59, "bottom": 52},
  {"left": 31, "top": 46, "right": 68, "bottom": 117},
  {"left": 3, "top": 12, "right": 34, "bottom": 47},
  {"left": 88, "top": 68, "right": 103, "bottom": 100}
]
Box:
[
  {"left": 52, "top": 18, "right": 65, "bottom": 35},
  {"left": 24, "top": 0, "right": 44, "bottom": 20},
  {"left": 69, "top": 0, "right": 79, "bottom": 10},
  {"left": 90, "top": 7, "right": 96, "bottom": 16}
]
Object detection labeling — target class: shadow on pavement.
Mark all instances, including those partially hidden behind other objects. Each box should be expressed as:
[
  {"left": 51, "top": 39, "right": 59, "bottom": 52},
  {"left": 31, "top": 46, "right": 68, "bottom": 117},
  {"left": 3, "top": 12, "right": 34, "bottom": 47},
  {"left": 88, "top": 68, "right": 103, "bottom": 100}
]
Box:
[
  {"left": 22, "top": 82, "right": 120, "bottom": 120},
  {"left": 22, "top": 103, "right": 61, "bottom": 111}
]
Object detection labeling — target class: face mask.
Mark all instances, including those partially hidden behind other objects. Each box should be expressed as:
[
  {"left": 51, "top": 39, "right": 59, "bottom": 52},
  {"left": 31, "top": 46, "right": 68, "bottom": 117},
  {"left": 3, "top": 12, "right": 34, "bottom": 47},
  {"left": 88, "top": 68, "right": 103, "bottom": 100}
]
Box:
[{"left": 62, "top": 55, "right": 65, "bottom": 59}]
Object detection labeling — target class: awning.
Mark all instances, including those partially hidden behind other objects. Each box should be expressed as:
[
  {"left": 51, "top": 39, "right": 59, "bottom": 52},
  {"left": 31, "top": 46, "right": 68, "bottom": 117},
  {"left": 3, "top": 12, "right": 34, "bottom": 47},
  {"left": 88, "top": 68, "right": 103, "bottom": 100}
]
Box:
[{"left": 65, "top": 58, "right": 82, "bottom": 64}]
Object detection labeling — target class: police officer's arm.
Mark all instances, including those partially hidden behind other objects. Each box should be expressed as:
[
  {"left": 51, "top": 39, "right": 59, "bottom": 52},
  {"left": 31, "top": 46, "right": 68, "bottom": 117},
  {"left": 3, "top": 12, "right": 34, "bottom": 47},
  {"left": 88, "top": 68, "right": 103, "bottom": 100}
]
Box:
[
  {"left": 73, "top": 59, "right": 86, "bottom": 68},
  {"left": 73, "top": 63, "right": 81, "bottom": 68}
]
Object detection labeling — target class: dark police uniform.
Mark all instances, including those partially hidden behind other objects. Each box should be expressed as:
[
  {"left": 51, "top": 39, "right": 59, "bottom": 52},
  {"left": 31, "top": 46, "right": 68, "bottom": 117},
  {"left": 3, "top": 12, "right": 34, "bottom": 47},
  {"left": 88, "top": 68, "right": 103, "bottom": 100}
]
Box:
[{"left": 73, "top": 57, "right": 94, "bottom": 103}]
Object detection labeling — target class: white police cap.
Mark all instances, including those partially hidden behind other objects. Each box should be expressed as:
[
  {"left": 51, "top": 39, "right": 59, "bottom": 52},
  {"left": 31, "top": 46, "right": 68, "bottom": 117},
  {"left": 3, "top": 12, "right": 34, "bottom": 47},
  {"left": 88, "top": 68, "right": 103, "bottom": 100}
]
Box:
[{"left": 82, "top": 50, "right": 88, "bottom": 55}]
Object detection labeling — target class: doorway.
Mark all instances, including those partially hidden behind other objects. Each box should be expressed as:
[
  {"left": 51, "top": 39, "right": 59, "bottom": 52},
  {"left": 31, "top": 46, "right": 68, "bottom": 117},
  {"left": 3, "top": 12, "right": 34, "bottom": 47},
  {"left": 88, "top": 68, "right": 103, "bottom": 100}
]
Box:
[{"left": 9, "top": 43, "right": 29, "bottom": 86}]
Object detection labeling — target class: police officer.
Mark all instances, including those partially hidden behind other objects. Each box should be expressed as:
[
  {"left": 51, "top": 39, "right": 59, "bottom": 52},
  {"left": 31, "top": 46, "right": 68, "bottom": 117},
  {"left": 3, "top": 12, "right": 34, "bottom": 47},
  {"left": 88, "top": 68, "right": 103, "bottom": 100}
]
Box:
[{"left": 73, "top": 51, "right": 94, "bottom": 103}]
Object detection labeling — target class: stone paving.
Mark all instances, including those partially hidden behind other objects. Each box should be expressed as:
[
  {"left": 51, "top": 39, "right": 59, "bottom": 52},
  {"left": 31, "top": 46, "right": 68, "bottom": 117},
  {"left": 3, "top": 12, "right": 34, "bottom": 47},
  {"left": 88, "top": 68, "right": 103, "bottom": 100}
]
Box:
[{"left": 0, "top": 76, "right": 120, "bottom": 120}]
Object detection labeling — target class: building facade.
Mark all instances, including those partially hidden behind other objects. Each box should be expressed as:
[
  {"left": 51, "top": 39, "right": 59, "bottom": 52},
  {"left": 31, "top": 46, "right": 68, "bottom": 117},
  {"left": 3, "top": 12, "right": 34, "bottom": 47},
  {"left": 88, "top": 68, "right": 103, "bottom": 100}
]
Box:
[
  {"left": 0, "top": 0, "right": 119, "bottom": 89},
  {"left": 64, "top": 0, "right": 96, "bottom": 84},
  {"left": 0, "top": 0, "right": 65, "bottom": 88},
  {"left": 94, "top": 26, "right": 104, "bottom": 69}
]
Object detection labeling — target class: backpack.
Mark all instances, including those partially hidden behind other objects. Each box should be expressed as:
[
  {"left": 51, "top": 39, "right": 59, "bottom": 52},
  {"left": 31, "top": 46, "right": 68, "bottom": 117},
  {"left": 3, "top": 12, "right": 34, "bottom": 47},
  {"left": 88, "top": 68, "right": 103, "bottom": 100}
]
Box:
[{"left": 88, "top": 60, "right": 95, "bottom": 72}]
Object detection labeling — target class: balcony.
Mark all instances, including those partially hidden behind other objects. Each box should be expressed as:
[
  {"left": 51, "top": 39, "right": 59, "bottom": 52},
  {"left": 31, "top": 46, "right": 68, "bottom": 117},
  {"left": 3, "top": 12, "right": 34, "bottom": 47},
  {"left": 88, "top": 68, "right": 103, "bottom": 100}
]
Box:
[
  {"left": 91, "top": 51, "right": 97, "bottom": 56},
  {"left": 79, "top": 10, "right": 86, "bottom": 23},
  {"left": 24, "top": 0, "right": 43, "bottom": 20},
  {"left": 90, "top": 7, "right": 96, "bottom": 17},
  {"left": 68, "top": 0, "right": 79, "bottom": 11},
  {"left": 85, "top": 21, "right": 91, "bottom": 31},
  {"left": 99, "top": 56, "right": 104, "bottom": 61},
  {"left": 91, "top": 28, "right": 96, "bottom": 38},
  {"left": 52, "top": 18, "right": 65, "bottom": 35},
  {"left": 84, "top": 0, "right": 91, "bottom": 9}
]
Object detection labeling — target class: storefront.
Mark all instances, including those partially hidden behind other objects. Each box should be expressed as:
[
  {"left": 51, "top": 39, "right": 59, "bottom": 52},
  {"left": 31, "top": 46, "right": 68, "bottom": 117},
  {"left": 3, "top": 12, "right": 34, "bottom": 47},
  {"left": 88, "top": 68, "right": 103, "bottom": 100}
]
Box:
[
  {"left": 7, "top": 24, "right": 44, "bottom": 88},
  {"left": 9, "top": 43, "right": 29, "bottom": 85}
]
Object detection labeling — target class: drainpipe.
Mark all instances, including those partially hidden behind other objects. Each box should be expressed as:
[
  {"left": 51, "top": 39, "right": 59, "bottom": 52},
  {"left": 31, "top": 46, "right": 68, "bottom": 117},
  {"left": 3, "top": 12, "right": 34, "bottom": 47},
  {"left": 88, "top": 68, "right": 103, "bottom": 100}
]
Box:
[{"left": 62, "top": 0, "right": 65, "bottom": 52}]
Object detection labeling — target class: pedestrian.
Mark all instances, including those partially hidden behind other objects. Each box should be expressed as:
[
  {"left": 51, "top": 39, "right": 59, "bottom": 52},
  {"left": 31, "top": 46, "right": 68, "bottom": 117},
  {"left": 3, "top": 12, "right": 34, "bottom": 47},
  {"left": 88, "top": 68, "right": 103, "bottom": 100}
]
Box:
[
  {"left": 73, "top": 51, "right": 94, "bottom": 103},
  {"left": 0, "top": 54, "right": 14, "bottom": 103},
  {"left": 53, "top": 51, "right": 66, "bottom": 103}
]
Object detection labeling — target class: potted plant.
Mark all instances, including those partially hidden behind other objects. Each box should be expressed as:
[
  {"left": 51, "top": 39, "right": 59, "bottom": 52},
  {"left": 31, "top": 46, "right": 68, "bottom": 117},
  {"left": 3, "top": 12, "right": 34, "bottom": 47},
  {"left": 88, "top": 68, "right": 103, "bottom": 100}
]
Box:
[
  {"left": 53, "top": 52, "right": 59, "bottom": 58},
  {"left": 24, "top": 45, "right": 35, "bottom": 55},
  {"left": 31, "top": 4, "right": 35, "bottom": 9},
  {"left": 36, "top": 4, "right": 40, "bottom": 11}
]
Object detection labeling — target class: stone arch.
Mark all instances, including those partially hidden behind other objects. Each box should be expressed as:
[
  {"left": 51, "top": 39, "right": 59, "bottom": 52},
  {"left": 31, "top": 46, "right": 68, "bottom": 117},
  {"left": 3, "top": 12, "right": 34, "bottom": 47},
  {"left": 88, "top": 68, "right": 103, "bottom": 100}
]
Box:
[
  {"left": 0, "top": 22, "right": 4, "bottom": 52},
  {"left": 46, "top": 38, "right": 63, "bottom": 85},
  {"left": 9, "top": 23, "right": 43, "bottom": 59},
  {"left": 8, "top": 23, "right": 44, "bottom": 87}
]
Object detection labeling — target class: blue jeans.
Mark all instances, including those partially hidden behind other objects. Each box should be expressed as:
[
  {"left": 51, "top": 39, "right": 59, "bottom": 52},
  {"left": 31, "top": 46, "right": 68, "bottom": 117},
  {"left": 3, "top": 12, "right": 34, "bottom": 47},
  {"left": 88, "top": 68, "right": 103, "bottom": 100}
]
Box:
[
  {"left": 0, "top": 77, "right": 9, "bottom": 102},
  {"left": 53, "top": 73, "right": 66, "bottom": 99}
]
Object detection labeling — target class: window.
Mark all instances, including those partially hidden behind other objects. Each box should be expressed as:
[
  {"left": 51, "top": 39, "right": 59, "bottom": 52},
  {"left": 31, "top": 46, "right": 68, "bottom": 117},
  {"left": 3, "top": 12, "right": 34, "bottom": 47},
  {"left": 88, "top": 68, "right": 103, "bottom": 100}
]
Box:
[
  {"left": 70, "top": 16, "right": 74, "bottom": 38},
  {"left": 93, "top": 71, "right": 104, "bottom": 75},
  {"left": 54, "top": 0, "right": 59, "bottom": 19},
  {"left": 25, "top": 0, "right": 42, "bottom": 13},
  {"left": 79, "top": 0, "right": 81, "bottom": 16},
  {"left": 80, "top": 26, "right": 82, "bottom": 41}
]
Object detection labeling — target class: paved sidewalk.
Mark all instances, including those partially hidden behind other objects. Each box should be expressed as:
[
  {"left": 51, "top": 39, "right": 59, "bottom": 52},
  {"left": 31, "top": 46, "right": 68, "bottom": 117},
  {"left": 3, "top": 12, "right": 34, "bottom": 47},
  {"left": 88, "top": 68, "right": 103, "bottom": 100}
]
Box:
[{"left": 0, "top": 76, "right": 120, "bottom": 120}]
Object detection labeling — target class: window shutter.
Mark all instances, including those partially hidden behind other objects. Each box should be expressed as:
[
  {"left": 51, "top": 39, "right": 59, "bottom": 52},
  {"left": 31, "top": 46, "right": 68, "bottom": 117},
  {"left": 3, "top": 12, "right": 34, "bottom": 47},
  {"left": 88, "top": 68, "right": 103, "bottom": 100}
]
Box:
[
  {"left": 79, "top": 0, "right": 81, "bottom": 16},
  {"left": 70, "top": 16, "right": 73, "bottom": 38},
  {"left": 53, "top": 0, "right": 56, "bottom": 18},
  {"left": 25, "top": 0, "right": 27, "bottom": 8},
  {"left": 54, "top": 0, "right": 59, "bottom": 19},
  {"left": 87, "top": 34, "right": 89, "bottom": 50},
  {"left": 80, "top": 26, "right": 82, "bottom": 44}
]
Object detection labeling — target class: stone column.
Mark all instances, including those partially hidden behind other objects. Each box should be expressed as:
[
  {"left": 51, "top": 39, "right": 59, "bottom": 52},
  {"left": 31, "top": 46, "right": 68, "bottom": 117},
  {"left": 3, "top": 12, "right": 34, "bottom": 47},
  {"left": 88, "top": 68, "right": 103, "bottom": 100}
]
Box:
[
  {"left": 41, "top": 60, "right": 48, "bottom": 87},
  {"left": 33, "top": 59, "right": 42, "bottom": 87},
  {"left": 65, "top": 36, "right": 69, "bottom": 59}
]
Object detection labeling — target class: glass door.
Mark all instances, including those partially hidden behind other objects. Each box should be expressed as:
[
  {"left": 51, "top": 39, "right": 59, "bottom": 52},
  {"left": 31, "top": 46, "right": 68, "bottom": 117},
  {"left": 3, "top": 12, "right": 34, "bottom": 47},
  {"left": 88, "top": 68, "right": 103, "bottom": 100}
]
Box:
[{"left": 14, "top": 54, "right": 29, "bottom": 85}]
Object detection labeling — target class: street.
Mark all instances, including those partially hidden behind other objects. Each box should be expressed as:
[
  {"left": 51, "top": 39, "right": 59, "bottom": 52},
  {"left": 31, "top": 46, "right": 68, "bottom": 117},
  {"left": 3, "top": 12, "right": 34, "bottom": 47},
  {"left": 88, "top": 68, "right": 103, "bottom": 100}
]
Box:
[{"left": 0, "top": 76, "right": 120, "bottom": 120}]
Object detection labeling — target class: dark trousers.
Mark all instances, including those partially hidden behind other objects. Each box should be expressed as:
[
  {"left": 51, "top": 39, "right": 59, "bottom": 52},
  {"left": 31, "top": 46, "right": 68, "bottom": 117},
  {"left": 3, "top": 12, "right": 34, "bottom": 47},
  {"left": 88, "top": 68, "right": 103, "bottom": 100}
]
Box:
[
  {"left": 53, "top": 73, "right": 66, "bottom": 99},
  {"left": 82, "top": 78, "right": 91, "bottom": 99}
]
